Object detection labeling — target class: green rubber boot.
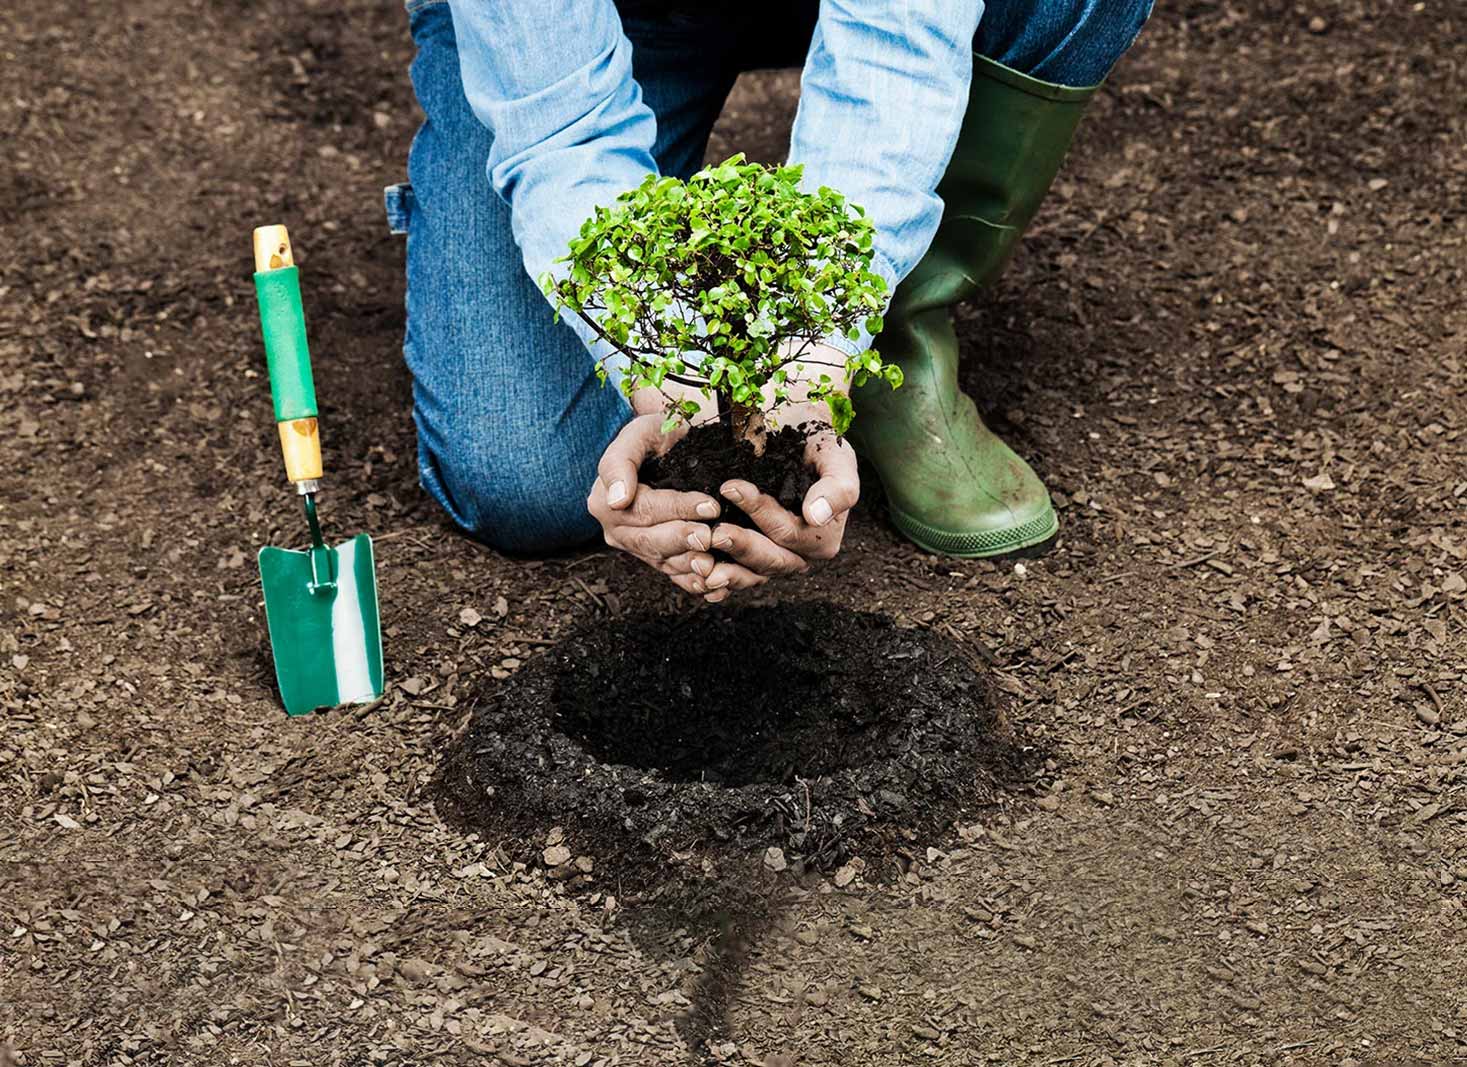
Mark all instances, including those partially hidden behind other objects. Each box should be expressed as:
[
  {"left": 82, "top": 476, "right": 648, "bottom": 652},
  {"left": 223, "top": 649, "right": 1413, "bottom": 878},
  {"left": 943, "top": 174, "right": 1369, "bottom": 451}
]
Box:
[{"left": 849, "top": 55, "right": 1098, "bottom": 558}]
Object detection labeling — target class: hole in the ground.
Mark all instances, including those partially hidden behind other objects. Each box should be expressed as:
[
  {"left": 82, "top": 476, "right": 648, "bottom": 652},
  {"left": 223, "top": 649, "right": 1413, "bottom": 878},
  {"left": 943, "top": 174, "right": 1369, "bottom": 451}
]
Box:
[
  {"left": 552, "top": 606, "right": 895, "bottom": 786},
  {"left": 440, "top": 601, "right": 1037, "bottom": 874}
]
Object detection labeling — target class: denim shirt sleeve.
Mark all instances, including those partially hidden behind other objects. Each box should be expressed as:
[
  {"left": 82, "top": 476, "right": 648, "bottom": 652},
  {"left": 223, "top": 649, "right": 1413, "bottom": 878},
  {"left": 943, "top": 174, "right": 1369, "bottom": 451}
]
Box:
[
  {"left": 790, "top": 0, "right": 984, "bottom": 356},
  {"left": 446, "top": 0, "right": 658, "bottom": 385}
]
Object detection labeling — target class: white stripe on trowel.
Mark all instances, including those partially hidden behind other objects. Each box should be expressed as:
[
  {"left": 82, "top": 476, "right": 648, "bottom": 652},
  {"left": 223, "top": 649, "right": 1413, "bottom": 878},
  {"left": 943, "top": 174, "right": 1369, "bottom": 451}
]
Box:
[{"left": 331, "top": 540, "right": 375, "bottom": 704}]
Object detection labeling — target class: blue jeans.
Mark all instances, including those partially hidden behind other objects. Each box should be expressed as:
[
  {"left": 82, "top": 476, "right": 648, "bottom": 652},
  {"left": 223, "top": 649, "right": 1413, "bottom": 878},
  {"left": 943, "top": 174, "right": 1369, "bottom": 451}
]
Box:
[{"left": 387, "top": 0, "right": 1150, "bottom": 553}]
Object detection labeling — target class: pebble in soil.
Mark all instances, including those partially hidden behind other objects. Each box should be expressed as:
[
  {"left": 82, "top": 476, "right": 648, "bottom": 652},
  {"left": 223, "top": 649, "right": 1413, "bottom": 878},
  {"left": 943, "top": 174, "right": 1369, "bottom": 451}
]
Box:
[{"left": 438, "top": 601, "right": 1039, "bottom": 878}]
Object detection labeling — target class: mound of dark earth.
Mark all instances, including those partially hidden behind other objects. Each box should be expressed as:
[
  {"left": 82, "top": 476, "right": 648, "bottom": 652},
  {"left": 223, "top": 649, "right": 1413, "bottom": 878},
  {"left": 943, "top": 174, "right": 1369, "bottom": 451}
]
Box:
[
  {"left": 438, "top": 601, "right": 1037, "bottom": 877},
  {"left": 642, "top": 421, "right": 817, "bottom": 522}
]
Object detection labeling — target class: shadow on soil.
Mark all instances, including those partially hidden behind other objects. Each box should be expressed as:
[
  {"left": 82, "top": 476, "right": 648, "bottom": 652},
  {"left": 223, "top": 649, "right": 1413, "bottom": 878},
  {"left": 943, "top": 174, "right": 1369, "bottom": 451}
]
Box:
[{"left": 434, "top": 600, "right": 1044, "bottom": 1058}]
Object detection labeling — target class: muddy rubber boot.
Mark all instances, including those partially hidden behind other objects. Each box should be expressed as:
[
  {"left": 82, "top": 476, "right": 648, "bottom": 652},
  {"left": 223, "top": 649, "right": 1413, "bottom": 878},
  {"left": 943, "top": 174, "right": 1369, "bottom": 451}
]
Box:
[{"left": 849, "top": 55, "right": 1097, "bottom": 558}]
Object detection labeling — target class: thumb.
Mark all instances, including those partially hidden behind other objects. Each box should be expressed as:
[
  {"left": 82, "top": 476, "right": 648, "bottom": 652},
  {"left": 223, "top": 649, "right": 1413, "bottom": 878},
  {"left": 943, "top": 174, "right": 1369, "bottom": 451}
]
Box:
[
  {"left": 802, "top": 436, "right": 859, "bottom": 527},
  {"left": 598, "top": 414, "right": 671, "bottom": 510}
]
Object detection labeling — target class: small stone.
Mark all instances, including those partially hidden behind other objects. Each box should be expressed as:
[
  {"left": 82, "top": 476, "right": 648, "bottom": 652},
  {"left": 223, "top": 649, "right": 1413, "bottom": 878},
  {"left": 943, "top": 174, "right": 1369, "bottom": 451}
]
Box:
[
  {"left": 763, "top": 846, "right": 786, "bottom": 872},
  {"left": 1307, "top": 15, "right": 1328, "bottom": 33},
  {"left": 833, "top": 865, "right": 857, "bottom": 888},
  {"left": 458, "top": 607, "right": 483, "bottom": 627},
  {"left": 543, "top": 845, "right": 572, "bottom": 867}
]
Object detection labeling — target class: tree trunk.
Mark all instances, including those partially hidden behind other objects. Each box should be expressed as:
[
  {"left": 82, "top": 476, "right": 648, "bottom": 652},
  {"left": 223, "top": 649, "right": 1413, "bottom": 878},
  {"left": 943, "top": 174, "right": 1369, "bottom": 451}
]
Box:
[{"left": 730, "top": 401, "right": 767, "bottom": 456}]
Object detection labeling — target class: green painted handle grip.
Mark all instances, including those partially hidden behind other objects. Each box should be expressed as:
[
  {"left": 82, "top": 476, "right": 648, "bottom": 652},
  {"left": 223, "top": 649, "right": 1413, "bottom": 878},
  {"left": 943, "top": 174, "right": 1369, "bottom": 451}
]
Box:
[{"left": 254, "top": 266, "right": 319, "bottom": 423}]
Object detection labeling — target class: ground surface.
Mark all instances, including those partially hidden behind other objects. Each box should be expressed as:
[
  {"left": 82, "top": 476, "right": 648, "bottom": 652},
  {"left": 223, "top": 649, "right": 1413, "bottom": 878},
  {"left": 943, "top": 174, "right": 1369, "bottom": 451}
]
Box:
[
  {"left": 3, "top": 1, "right": 1466, "bottom": 1064},
  {"left": 441, "top": 602, "right": 1029, "bottom": 880}
]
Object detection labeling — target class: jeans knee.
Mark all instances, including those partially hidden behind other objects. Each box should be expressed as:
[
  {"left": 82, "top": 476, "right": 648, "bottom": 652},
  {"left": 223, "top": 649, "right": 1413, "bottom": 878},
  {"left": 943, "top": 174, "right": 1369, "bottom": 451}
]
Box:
[
  {"left": 978, "top": 0, "right": 1154, "bottom": 86},
  {"left": 420, "top": 431, "right": 602, "bottom": 554},
  {"left": 1063, "top": 0, "right": 1153, "bottom": 81}
]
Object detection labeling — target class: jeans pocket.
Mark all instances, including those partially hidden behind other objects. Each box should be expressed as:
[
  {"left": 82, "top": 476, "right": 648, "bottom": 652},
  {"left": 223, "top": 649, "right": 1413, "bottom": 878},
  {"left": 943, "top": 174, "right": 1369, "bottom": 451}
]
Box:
[{"left": 384, "top": 182, "right": 415, "bottom": 236}]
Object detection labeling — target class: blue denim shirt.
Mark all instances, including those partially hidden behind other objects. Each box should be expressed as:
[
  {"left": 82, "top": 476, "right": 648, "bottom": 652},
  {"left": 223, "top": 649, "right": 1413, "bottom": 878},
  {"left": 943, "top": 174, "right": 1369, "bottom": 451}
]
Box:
[{"left": 446, "top": 0, "right": 982, "bottom": 377}]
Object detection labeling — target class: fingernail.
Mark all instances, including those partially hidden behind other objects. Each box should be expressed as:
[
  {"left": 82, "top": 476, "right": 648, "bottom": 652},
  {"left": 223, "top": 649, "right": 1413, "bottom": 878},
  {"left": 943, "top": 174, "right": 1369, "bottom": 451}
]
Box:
[
  {"left": 706, "top": 575, "right": 729, "bottom": 590},
  {"left": 696, "top": 500, "right": 719, "bottom": 519},
  {"left": 607, "top": 480, "right": 627, "bottom": 506},
  {"left": 809, "top": 497, "right": 833, "bottom": 526},
  {"left": 691, "top": 579, "right": 705, "bottom": 593},
  {"left": 712, "top": 533, "right": 732, "bottom": 550},
  {"left": 687, "top": 531, "right": 707, "bottom": 551},
  {"left": 721, "top": 485, "right": 743, "bottom": 503},
  {"left": 692, "top": 557, "right": 712, "bottom": 577}
]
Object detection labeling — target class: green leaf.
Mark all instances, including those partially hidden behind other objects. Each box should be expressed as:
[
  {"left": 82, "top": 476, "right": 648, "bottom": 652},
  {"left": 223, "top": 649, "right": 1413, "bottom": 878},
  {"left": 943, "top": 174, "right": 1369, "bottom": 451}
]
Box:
[
  {"left": 543, "top": 156, "right": 896, "bottom": 413},
  {"left": 826, "top": 393, "right": 855, "bottom": 437}
]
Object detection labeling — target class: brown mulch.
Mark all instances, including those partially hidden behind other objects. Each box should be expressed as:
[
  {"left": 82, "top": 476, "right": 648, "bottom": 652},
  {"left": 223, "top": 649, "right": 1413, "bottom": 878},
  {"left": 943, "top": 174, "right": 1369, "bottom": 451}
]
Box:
[{"left": 2, "top": 1, "right": 1465, "bottom": 1065}]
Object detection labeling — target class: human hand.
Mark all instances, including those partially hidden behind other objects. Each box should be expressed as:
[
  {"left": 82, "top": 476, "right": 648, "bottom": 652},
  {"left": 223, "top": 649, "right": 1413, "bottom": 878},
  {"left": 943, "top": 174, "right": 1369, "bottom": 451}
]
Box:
[
  {"left": 700, "top": 400, "right": 859, "bottom": 604},
  {"left": 589, "top": 404, "right": 726, "bottom": 596}
]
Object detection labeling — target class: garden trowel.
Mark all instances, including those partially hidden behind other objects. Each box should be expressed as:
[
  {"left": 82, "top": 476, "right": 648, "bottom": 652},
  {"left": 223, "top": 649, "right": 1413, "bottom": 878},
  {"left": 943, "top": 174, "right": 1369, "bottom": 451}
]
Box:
[{"left": 252, "top": 224, "right": 383, "bottom": 716}]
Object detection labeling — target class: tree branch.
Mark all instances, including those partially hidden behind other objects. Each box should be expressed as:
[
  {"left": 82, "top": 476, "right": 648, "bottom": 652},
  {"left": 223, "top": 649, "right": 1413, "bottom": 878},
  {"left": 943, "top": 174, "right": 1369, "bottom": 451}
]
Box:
[{"left": 570, "top": 307, "right": 708, "bottom": 390}]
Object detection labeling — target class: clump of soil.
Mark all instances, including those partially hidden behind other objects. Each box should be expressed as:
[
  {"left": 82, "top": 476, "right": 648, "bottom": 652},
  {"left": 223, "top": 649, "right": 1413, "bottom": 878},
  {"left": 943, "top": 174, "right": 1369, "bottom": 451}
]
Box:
[
  {"left": 642, "top": 421, "right": 816, "bottom": 518},
  {"left": 438, "top": 602, "right": 1038, "bottom": 878}
]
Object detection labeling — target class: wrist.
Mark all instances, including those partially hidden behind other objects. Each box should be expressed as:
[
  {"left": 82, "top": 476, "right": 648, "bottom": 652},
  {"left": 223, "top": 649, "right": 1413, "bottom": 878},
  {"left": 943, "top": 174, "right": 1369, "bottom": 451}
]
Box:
[
  {"left": 762, "top": 342, "right": 851, "bottom": 410},
  {"left": 631, "top": 381, "right": 712, "bottom": 421}
]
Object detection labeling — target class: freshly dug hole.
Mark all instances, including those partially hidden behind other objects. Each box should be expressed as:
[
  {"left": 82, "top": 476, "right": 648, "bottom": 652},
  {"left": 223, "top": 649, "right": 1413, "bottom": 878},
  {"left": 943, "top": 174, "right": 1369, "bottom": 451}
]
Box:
[{"left": 439, "top": 602, "right": 1039, "bottom": 876}]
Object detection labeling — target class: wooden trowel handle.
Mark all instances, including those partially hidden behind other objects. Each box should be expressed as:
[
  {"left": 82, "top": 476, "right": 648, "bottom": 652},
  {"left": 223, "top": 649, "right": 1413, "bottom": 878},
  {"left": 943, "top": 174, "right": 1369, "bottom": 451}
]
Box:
[
  {"left": 252, "top": 224, "right": 323, "bottom": 490},
  {"left": 253, "top": 225, "right": 295, "bottom": 272}
]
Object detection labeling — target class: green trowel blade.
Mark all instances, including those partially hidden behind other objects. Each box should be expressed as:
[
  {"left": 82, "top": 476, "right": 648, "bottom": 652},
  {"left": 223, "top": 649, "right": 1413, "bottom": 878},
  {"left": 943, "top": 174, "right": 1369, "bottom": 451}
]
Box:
[{"left": 258, "top": 533, "right": 383, "bottom": 716}]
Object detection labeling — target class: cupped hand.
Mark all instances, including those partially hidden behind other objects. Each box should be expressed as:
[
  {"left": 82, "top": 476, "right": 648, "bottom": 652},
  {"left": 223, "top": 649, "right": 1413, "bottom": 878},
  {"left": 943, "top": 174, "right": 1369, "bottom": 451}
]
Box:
[
  {"left": 700, "top": 403, "right": 860, "bottom": 604},
  {"left": 588, "top": 412, "right": 724, "bottom": 596}
]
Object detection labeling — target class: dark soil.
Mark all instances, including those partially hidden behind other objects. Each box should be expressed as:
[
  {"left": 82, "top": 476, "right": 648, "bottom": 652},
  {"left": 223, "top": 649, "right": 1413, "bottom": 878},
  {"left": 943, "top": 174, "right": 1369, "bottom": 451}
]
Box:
[
  {"left": 643, "top": 420, "right": 816, "bottom": 518},
  {"left": 439, "top": 602, "right": 1034, "bottom": 876},
  {"left": 6, "top": 1, "right": 1467, "bottom": 1064}
]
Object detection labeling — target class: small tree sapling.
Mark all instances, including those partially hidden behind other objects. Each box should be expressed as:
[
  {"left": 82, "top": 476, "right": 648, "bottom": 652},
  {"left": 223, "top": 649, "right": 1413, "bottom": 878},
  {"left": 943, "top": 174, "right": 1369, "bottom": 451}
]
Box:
[{"left": 542, "top": 155, "right": 902, "bottom": 455}]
